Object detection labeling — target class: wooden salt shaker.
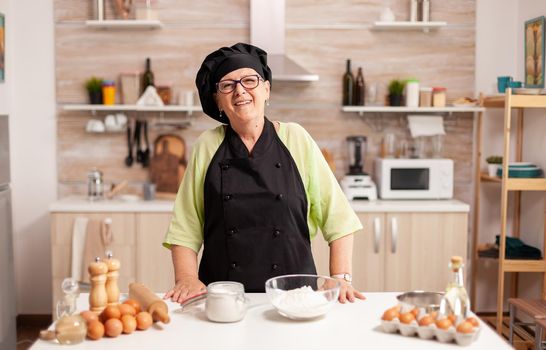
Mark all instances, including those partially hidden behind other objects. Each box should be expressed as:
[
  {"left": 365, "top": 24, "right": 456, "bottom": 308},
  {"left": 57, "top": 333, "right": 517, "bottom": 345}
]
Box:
[
  {"left": 104, "top": 252, "right": 121, "bottom": 305},
  {"left": 88, "top": 257, "right": 108, "bottom": 313}
]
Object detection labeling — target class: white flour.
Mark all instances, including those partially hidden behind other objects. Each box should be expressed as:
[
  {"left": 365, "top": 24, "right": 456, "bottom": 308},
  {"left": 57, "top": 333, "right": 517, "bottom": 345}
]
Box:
[{"left": 272, "top": 286, "right": 331, "bottom": 318}]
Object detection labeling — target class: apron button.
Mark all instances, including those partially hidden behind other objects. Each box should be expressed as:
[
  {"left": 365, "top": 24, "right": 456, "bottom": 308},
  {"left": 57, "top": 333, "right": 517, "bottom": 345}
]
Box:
[
  {"left": 221, "top": 164, "right": 230, "bottom": 170},
  {"left": 227, "top": 228, "right": 237, "bottom": 236},
  {"left": 272, "top": 264, "right": 278, "bottom": 270},
  {"left": 224, "top": 194, "right": 232, "bottom": 201},
  {"left": 273, "top": 229, "right": 281, "bottom": 237},
  {"left": 275, "top": 162, "right": 282, "bottom": 168},
  {"left": 276, "top": 194, "right": 283, "bottom": 200},
  {"left": 230, "top": 262, "right": 238, "bottom": 269}
]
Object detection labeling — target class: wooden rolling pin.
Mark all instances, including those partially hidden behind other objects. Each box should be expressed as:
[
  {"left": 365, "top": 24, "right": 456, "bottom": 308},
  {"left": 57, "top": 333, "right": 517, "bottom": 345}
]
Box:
[{"left": 129, "top": 283, "right": 170, "bottom": 324}]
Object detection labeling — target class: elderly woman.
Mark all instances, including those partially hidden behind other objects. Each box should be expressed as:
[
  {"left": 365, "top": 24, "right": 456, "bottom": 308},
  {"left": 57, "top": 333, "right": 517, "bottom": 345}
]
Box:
[{"left": 163, "top": 43, "right": 364, "bottom": 304}]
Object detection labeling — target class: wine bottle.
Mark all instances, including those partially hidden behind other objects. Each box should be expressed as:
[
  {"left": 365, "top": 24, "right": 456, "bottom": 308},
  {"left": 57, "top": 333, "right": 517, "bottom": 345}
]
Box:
[
  {"left": 354, "top": 67, "right": 365, "bottom": 106},
  {"left": 342, "top": 59, "right": 354, "bottom": 106},
  {"left": 141, "top": 57, "right": 155, "bottom": 94}
]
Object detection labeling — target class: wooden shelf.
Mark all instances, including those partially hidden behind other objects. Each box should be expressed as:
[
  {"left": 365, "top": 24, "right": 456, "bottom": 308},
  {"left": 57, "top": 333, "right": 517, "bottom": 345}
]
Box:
[
  {"left": 480, "top": 173, "right": 502, "bottom": 183},
  {"left": 483, "top": 93, "right": 546, "bottom": 108},
  {"left": 85, "top": 20, "right": 163, "bottom": 29},
  {"left": 371, "top": 21, "right": 447, "bottom": 32},
  {"left": 506, "top": 178, "right": 546, "bottom": 191},
  {"left": 342, "top": 105, "right": 484, "bottom": 115},
  {"left": 61, "top": 104, "right": 201, "bottom": 114},
  {"left": 503, "top": 259, "right": 546, "bottom": 273}
]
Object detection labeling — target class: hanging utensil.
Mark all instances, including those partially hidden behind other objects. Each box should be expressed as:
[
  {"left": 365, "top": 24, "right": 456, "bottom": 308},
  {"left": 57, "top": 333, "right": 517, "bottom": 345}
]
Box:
[
  {"left": 135, "top": 120, "right": 144, "bottom": 164},
  {"left": 142, "top": 120, "right": 150, "bottom": 167},
  {"left": 124, "top": 122, "right": 133, "bottom": 167}
]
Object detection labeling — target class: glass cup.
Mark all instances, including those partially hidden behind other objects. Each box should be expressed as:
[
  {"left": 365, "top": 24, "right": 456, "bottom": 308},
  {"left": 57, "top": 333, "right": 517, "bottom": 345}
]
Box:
[
  {"left": 382, "top": 133, "right": 396, "bottom": 158},
  {"left": 431, "top": 135, "right": 444, "bottom": 158}
]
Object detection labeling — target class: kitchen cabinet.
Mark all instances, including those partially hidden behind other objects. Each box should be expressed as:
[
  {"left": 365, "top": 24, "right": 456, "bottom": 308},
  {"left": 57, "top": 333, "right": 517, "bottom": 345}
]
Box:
[
  {"left": 312, "top": 212, "right": 468, "bottom": 293},
  {"left": 50, "top": 211, "right": 177, "bottom": 314}
]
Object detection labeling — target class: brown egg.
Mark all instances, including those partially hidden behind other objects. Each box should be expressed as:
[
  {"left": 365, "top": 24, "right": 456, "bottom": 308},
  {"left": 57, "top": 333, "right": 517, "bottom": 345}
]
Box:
[
  {"left": 86, "top": 320, "right": 104, "bottom": 340},
  {"left": 382, "top": 308, "right": 400, "bottom": 321},
  {"left": 430, "top": 311, "right": 438, "bottom": 319},
  {"left": 447, "top": 314, "right": 457, "bottom": 325},
  {"left": 410, "top": 308, "right": 420, "bottom": 318},
  {"left": 457, "top": 321, "right": 474, "bottom": 334},
  {"left": 101, "top": 305, "right": 121, "bottom": 321},
  {"left": 436, "top": 318, "right": 453, "bottom": 330},
  {"left": 121, "top": 315, "right": 137, "bottom": 334},
  {"left": 136, "top": 311, "right": 153, "bottom": 330},
  {"left": 119, "top": 304, "right": 136, "bottom": 317},
  {"left": 418, "top": 315, "right": 434, "bottom": 326},
  {"left": 104, "top": 318, "right": 123, "bottom": 338},
  {"left": 466, "top": 317, "right": 479, "bottom": 327},
  {"left": 123, "top": 299, "right": 141, "bottom": 314},
  {"left": 80, "top": 310, "right": 98, "bottom": 323},
  {"left": 399, "top": 312, "right": 416, "bottom": 324}
]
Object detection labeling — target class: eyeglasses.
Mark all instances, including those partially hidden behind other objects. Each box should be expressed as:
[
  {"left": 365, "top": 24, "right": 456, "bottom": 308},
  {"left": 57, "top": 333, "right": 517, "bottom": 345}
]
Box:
[{"left": 216, "top": 74, "right": 263, "bottom": 94}]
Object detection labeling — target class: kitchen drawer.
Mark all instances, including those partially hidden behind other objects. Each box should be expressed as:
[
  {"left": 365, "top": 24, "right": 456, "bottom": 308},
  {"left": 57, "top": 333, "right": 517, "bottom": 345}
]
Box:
[{"left": 51, "top": 213, "right": 135, "bottom": 245}]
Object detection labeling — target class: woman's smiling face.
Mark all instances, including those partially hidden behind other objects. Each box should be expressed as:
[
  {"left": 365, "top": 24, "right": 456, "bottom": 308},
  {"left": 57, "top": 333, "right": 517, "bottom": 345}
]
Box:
[{"left": 215, "top": 67, "right": 270, "bottom": 124}]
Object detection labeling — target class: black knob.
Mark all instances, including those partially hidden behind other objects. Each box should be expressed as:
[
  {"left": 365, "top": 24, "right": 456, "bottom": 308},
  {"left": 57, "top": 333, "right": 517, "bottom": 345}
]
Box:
[
  {"left": 224, "top": 194, "right": 232, "bottom": 201},
  {"left": 275, "top": 162, "right": 281, "bottom": 168},
  {"left": 276, "top": 194, "right": 283, "bottom": 200}
]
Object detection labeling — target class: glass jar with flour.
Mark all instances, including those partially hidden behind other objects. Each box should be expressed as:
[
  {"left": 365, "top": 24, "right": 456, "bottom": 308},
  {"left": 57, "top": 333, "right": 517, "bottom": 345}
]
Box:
[{"left": 205, "top": 281, "right": 247, "bottom": 323}]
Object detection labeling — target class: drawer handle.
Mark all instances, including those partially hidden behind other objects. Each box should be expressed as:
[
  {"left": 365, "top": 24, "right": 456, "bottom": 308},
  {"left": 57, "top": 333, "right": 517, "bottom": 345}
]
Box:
[
  {"left": 373, "top": 217, "right": 381, "bottom": 254},
  {"left": 390, "top": 217, "right": 398, "bottom": 254}
]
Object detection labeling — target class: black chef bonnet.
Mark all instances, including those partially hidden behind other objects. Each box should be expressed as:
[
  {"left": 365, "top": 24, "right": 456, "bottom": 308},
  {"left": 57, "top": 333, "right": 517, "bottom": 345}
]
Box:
[{"left": 195, "top": 42, "right": 272, "bottom": 123}]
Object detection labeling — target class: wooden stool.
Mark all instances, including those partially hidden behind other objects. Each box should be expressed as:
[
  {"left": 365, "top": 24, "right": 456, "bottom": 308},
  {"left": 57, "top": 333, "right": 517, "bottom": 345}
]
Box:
[
  {"left": 508, "top": 298, "right": 546, "bottom": 346},
  {"left": 536, "top": 317, "right": 546, "bottom": 350}
]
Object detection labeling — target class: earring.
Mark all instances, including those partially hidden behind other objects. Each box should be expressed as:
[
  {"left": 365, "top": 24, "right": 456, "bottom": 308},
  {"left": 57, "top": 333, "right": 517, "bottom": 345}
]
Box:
[
  {"left": 266, "top": 99, "right": 270, "bottom": 106},
  {"left": 219, "top": 110, "right": 224, "bottom": 119}
]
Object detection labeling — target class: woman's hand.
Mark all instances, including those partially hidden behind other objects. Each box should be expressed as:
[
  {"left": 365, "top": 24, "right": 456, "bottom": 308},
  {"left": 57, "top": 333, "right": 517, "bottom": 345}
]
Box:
[
  {"left": 163, "top": 275, "right": 206, "bottom": 304},
  {"left": 337, "top": 280, "right": 365, "bottom": 304}
]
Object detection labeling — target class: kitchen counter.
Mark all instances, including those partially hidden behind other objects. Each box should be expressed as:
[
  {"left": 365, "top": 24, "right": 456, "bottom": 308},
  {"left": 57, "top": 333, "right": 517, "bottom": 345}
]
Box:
[
  {"left": 31, "top": 292, "right": 509, "bottom": 349},
  {"left": 50, "top": 197, "right": 469, "bottom": 213}
]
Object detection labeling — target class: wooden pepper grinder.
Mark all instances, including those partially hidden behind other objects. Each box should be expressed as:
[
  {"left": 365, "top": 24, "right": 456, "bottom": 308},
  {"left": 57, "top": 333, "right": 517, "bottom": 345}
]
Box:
[
  {"left": 104, "top": 252, "right": 121, "bottom": 305},
  {"left": 88, "top": 257, "right": 108, "bottom": 313}
]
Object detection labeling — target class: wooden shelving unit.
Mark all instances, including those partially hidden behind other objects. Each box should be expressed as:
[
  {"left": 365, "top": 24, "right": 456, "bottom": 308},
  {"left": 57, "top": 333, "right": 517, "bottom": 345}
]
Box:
[
  {"left": 371, "top": 21, "right": 447, "bottom": 32},
  {"left": 471, "top": 89, "right": 546, "bottom": 334},
  {"left": 85, "top": 19, "right": 163, "bottom": 29},
  {"left": 61, "top": 104, "right": 201, "bottom": 116}
]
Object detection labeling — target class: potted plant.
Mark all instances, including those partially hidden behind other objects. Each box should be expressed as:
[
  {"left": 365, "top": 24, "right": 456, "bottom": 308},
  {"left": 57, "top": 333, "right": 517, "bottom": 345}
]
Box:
[
  {"left": 85, "top": 77, "right": 103, "bottom": 104},
  {"left": 387, "top": 79, "right": 405, "bottom": 106},
  {"left": 486, "top": 155, "right": 503, "bottom": 177}
]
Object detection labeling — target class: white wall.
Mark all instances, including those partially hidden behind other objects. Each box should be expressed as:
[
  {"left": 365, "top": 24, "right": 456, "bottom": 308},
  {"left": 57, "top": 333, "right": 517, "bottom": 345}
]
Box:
[
  {"left": 475, "top": 0, "right": 546, "bottom": 312},
  {"left": 9, "top": 0, "right": 56, "bottom": 314}
]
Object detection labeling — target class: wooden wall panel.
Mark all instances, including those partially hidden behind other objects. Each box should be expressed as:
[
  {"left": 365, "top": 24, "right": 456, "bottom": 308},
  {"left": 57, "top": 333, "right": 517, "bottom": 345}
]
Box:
[{"left": 54, "top": 0, "right": 476, "bottom": 206}]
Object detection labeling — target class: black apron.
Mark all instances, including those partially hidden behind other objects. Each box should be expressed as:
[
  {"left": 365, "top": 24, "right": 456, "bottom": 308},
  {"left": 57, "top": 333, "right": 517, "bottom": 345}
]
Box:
[{"left": 199, "top": 118, "right": 317, "bottom": 292}]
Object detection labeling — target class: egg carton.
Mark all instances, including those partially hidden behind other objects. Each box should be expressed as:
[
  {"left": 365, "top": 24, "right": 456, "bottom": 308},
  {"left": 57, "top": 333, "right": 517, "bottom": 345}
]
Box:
[{"left": 380, "top": 318, "right": 481, "bottom": 347}]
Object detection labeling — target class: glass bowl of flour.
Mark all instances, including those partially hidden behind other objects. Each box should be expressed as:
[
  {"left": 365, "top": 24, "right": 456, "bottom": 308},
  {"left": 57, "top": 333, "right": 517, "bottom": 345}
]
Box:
[{"left": 265, "top": 274, "right": 340, "bottom": 320}]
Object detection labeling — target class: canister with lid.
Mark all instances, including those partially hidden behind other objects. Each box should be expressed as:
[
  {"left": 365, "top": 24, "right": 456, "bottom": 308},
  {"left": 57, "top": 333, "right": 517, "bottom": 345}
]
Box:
[
  {"left": 419, "top": 87, "right": 433, "bottom": 107},
  {"left": 102, "top": 80, "right": 116, "bottom": 105},
  {"left": 432, "top": 87, "right": 447, "bottom": 107},
  {"left": 405, "top": 79, "right": 420, "bottom": 107},
  {"left": 87, "top": 168, "right": 104, "bottom": 201},
  {"left": 205, "top": 281, "right": 247, "bottom": 323}
]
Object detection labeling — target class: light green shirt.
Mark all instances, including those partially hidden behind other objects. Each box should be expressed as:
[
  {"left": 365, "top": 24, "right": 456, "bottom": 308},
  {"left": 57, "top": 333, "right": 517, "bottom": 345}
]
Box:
[{"left": 163, "top": 122, "right": 362, "bottom": 253}]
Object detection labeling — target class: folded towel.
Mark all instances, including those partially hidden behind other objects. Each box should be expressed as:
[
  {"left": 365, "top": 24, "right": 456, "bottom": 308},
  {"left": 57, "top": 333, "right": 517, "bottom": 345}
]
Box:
[
  {"left": 407, "top": 115, "right": 445, "bottom": 138},
  {"left": 81, "top": 218, "right": 114, "bottom": 283},
  {"left": 70, "top": 217, "right": 89, "bottom": 282}
]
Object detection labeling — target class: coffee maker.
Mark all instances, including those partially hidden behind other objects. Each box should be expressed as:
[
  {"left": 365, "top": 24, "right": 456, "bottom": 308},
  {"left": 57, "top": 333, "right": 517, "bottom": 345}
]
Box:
[{"left": 341, "top": 136, "right": 378, "bottom": 200}]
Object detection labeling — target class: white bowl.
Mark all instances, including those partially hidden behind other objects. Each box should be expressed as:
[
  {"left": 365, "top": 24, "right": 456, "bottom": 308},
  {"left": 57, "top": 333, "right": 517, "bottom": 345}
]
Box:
[{"left": 265, "top": 274, "right": 340, "bottom": 320}]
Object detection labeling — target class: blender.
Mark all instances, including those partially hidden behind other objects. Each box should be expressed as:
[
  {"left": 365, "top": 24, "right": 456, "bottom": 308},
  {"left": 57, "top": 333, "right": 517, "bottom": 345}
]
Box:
[{"left": 341, "top": 136, "right": 377, "bottom": 200}]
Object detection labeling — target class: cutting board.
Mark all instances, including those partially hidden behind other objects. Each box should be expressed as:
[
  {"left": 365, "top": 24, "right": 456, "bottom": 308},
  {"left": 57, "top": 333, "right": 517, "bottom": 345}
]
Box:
[{"left": 149, "top": 134, "right": 187, "bottom": 193}]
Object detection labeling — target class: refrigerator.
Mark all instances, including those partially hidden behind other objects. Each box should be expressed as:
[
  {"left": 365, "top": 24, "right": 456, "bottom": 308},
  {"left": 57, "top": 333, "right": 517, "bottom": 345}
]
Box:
[{"left": 0, "top": 115, "right": 16, "bottom": 350}]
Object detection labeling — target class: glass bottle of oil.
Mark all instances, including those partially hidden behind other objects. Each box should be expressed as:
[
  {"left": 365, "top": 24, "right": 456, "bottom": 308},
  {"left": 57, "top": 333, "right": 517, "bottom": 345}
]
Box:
[{"left": 439, "top": 256, "right": 470, "bottom": 320}]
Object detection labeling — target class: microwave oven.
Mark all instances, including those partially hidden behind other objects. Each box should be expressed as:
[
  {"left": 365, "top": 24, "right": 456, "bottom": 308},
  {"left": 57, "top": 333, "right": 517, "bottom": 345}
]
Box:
[{"left": 374, "top": 158, "right": 454, "bottom": 199}]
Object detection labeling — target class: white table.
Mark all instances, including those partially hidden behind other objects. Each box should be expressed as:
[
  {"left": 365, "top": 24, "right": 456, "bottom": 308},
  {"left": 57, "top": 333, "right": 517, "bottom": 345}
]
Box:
[{"left": 31, "top": 293, "right": 511, "bottom": 349}]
